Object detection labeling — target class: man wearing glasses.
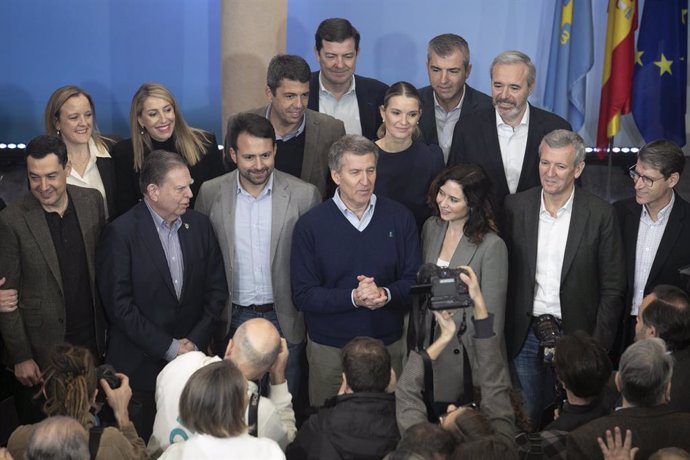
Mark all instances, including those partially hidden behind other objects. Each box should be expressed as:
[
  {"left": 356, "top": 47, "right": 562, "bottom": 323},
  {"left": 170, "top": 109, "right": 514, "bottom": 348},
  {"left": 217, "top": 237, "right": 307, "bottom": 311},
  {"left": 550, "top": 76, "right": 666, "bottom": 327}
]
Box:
[{"left": 615, "top": 139, "right": 690, "bottom": 358}]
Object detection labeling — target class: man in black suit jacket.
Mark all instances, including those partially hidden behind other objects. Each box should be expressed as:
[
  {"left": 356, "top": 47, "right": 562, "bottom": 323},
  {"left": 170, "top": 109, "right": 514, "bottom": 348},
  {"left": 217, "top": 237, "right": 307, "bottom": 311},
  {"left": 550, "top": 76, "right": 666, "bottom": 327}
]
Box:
[
  {"left": 614, "top": 140, "right": 690, "bottom": 355},
  {"left": 504, "top": 130, "right": 625, "bottom": 429},
  {"left": 97, "top": 150, "right": 227, "bottom": 440},
  {"left": 308, "top": 18, "right": 388, "bottom": 141},
  {"left": 567, "top": 338, "right": 690, "bottom": 459},
  {"left": 448, "top": 51, "right": 571, "bottom": 213},
  {"left": 418, "top": 33, "right": 492, "bottom": 163}
]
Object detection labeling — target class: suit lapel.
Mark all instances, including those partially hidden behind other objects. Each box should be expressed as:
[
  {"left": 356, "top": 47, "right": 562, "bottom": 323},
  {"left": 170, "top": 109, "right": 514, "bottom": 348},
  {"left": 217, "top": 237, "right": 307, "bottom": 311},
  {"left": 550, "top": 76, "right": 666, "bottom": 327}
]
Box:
[
  {"left": 622, "top": 201, "right": 641, "bottom": 289},
  {"left": 23, "top": 195, "right": 63, "bottom": 294},
  {"left": 449, "top": 234, "right": 480, "bottom": 267},
  {"left": 648, "top": 192, "right": 687, "bottom": 285},
  {"left": 301, "top": 111, "right": 317, "bottom": 183},
  {"left": 270, "top": 173, "right": 289, "bottom": 264},
  {"left": 483, "top": 110, "right": 510, "bottom": 198},
  {"left": 135, "top": 203, "right": 177, "bottom": 299},
  {"left": 354, "top": 75, "right": 376, "bottom": 139},
  {"left": 523, "top": 189, "right": 541, "bottom": 284},
  {"left": 178, "top": 214, "right": 193, "bottom": 301},
  {"left": 561, "top": 189, "right": 589, "bottom": 283},
  {"left": 518, "top": 104, "right": 541, "bottom": 191},
  {"left": 70, "top": 187, "right": 100, "bottom": 301}
]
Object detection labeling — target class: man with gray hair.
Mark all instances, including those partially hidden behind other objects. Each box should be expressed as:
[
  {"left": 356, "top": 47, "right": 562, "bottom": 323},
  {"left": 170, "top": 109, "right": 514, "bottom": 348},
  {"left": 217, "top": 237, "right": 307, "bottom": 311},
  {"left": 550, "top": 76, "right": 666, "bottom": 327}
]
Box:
[
  {"left": 291, "top": 134, "right": 420, "bottom": 407},
  {"left": 448, "top": 50, "right": 571, "bottom": 215},
  {"left": 25, "top": 416, "right": 89, "bottom": 460},
  {"left": 504, "top": 129, "right": 625, "bottom": 429},
  {"left": 418, "top": 33, "right": 492, "bottom": 162},
  {"left": 567, "top": 338, "right": 690, "bottom": 458},
  {"left": 148, "top": 318, "right": 297, "bottom": 454}
]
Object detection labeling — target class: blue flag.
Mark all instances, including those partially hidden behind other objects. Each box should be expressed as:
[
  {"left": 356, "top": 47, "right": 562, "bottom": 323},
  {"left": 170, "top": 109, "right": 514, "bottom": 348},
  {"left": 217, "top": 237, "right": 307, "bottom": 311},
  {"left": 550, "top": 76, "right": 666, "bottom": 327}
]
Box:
[
  {"left": 544, "top": 0, "right": 594, "bottom": 132},
  {"left": 632, "top": 0, "right": 688, "bottom": 146}
]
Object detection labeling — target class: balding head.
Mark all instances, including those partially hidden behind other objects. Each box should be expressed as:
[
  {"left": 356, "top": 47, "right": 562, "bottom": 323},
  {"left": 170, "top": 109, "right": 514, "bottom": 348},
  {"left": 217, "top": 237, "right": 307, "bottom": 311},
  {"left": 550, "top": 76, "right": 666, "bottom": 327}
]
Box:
[
  {"left": 27, "top": 415, "right": 89, "bottom": 460},
  {"left": 224, "top": 318, "right": 281, "bottom": 380}
]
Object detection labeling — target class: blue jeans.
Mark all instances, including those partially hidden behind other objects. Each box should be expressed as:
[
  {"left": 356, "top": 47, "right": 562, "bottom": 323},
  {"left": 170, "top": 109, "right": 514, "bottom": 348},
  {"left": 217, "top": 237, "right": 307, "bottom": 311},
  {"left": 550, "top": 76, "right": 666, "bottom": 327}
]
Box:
[
  {"left": 228, "top": 305, "right": 304, "bottom": 398},
  {"left": 512, "top": 328, "right": 555, "bottom": 430}
]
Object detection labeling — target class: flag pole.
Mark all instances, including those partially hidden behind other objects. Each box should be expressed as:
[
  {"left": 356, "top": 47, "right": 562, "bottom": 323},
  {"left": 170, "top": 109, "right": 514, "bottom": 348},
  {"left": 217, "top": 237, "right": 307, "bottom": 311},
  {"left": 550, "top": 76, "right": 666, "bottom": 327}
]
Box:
[{"left": 606, "top": 137, "right": 614, "bottom": 202}]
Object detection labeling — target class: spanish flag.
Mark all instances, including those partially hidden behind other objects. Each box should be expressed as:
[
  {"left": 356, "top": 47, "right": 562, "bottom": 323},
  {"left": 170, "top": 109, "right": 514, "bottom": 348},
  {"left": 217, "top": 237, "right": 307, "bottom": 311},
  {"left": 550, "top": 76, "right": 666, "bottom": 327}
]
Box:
[{"left": 596, "top": 0, "right": 638, "bottom": 152}]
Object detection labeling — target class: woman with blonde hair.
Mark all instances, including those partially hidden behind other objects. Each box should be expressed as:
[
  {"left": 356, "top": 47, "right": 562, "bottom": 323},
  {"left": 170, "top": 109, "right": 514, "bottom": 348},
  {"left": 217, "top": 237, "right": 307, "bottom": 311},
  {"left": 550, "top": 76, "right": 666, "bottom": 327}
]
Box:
[
  {"left": 7, "top": 343, "right": 147, "bottom": 459},
  {"left": 111, "top": 82, "right": 224, "bottom": 216},
  {"left": 44, "top": 85, "right": 116, "bottom": 219}
]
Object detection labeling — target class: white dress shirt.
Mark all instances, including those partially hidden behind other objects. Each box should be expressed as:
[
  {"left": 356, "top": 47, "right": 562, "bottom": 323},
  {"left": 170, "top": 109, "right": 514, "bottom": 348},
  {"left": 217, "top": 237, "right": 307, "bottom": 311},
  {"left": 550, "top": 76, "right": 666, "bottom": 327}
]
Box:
[
  {"left": 318, "top": 73, "right": 362, "bottom": 135},
  {"left": 66, "top": 138, "right": 110, "bottom": 219},
  {"left": 496, "top": 105, "right": 530, "bottom": 194},
  {"left": 434, "top": 87, "right": 465, "bottom": 162}
]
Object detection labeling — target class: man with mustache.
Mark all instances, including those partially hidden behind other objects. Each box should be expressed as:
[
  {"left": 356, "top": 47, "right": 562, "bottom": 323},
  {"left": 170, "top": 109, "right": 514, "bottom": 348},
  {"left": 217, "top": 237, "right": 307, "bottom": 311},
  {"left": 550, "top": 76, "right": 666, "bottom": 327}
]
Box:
[
  {"left": 195, "top": 112, "right": 320, "bottom": 397},
  {"left": 225, "top": 54, "right": 345, "bottom": 199},
  {"left": 97, "top": 150, "right": 228, "bottom": 441},
  {"left": 447, "top": 51, "right": 571, "bottom": 222},
  {"left": 418, "top": 33, "right": 492, "bottom": 163}
]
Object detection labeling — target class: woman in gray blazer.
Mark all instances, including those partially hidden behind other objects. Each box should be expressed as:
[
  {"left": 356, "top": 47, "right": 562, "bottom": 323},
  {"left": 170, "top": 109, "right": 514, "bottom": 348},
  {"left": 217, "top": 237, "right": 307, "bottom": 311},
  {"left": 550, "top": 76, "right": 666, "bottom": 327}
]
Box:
[{"left": 397, "top": 164, "right": 508, "bottom": 430}]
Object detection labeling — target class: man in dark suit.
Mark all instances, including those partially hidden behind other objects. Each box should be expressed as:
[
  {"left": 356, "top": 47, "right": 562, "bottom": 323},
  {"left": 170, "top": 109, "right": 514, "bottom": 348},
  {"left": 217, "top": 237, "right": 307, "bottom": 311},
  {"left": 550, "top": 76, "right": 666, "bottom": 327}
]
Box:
[
  {"left": 448, "top": 51, "right": 571, "bottom": 213},
  {"left": 226, "top": 54, "right": 345, "bottom": 199},
  {"left": 504, "top": 129, "right": 625, "bottom": 429},
  {"left": 614, "top": 139, "right": 690, "bottom": 354},
  {"left": 0, "top": 135, "right": 106, "bottom": 422},
  {"left": 308, "top": 18, "right": 388, "bottom": 141},
  {"left": 567, "top": 338, "right": 690, "bottom": 459},
  {"left": 97, "top": 150, "right": 227, "bottom": 441},
  {"left": 418, "top": 33, "right": 492, "bottom": 163}
]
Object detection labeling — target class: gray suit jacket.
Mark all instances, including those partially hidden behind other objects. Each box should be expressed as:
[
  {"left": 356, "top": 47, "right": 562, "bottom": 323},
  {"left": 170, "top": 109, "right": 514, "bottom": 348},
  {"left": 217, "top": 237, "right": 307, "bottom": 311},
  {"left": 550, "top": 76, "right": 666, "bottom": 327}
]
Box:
[
  {"left": 504, "top": 186, "right": 626, "bottom": 358},
  {"left": 225, "top": 107, "right": 345, "bottom": 198},
  {"left": 0, "top": 185, "right": 106, "bottom": 367},
  {"left": 195, "top": 170, "right": 321, "bottom": 343}
]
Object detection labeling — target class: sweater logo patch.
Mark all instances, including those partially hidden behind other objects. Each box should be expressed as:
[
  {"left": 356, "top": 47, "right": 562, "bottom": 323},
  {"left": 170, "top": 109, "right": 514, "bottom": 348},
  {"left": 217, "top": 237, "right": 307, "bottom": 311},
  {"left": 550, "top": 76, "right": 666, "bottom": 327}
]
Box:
[{"left": 389, "top": 231, "right": 394, "bottom": 238}]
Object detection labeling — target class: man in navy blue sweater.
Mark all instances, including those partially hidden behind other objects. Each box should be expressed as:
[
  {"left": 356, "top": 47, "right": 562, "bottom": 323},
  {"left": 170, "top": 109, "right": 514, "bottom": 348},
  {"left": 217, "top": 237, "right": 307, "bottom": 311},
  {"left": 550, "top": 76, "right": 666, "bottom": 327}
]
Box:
[{"left": 291, "top": 134, "right": 420, "bottom": 407}]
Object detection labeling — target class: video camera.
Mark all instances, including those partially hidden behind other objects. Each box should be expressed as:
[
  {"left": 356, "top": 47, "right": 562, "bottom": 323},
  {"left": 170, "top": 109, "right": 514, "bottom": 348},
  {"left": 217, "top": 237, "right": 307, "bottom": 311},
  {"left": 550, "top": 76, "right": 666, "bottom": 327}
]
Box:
[{"left": 411, "top": 263, "right": 473, "bottom": 310}]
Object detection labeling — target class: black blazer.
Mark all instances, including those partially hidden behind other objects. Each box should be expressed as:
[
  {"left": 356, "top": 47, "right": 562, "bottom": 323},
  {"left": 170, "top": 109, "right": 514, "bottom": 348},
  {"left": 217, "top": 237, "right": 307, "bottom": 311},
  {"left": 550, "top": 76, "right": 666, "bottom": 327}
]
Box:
[
  {"left": 504, "top": 186, "right": 626, "bottom": 358},
  {"left": 447, "top": 104, "right": 571, "bottom": 209},
  {"left": 97, "top": 202, "right": 227, "bottom": 391},
  {"left": 417, "top": 84, "right": 493, "bottom": 147},
  {"left": 95, "top": 156, "right": 116, "bottom": 221},
  {"left": 308, "top": 72, "right": 388, "bottom": 141}
]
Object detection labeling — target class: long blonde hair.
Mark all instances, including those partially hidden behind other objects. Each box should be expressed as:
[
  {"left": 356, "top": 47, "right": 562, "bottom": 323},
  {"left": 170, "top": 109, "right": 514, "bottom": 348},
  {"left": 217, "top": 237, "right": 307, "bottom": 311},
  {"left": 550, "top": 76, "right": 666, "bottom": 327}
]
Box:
[
  {"left": 43, "top": 85, "right": 112, "bottom": 153},
  {"left": 129, "top": 82, "right": 208, "bottom": 171}
]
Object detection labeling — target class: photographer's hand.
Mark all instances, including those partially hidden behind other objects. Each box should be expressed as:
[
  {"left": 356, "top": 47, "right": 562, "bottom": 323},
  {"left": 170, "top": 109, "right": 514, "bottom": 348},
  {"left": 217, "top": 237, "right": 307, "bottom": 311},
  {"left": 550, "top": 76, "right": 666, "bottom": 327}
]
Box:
[
  {"left": 459, "top": 266, "right": 488, "bottom": 320},
  {"left": 426, "top": 310, "right": 457, "bottom": 360},
  {"left": 101, "top": 373, "right": 133, "bottom": 428}
]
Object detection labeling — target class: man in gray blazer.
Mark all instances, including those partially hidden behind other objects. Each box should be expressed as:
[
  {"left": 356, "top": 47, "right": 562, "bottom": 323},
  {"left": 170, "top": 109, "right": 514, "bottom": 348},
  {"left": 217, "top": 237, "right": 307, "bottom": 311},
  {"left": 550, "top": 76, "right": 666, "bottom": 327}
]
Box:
[
  {"left": 225, "top": 54, "right": 345, "bottom": 199},
  {"left": 0, "top": 135, "right": 105, "bottom": 421},
  {"left": 197, "top": 113, "right": 320, "bottom": 396},
  {"left": 504, "top": 129, "right": 625, "bottom": 429}
]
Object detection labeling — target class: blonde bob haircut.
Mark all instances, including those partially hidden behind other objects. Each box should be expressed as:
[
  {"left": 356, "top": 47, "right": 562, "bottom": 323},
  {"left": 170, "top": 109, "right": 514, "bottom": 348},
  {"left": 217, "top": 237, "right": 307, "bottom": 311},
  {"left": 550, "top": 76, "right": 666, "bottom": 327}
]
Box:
[{"left": 129, "top": 82, "right": 208, "bottom": 171}]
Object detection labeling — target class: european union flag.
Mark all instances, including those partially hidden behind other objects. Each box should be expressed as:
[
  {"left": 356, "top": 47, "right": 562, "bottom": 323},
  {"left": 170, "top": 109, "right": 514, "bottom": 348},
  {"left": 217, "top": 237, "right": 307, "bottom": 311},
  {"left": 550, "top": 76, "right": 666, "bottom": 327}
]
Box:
[
  {"left": 544, "top": 0, "right": 594, "bottom": 132},
  {"left": 632, "top": 0, "right": 688, "bottom": 146}
]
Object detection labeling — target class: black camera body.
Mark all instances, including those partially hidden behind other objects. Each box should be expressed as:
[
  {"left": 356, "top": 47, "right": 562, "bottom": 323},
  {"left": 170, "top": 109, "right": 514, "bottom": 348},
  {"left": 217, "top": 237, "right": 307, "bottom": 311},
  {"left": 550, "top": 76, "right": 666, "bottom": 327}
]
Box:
[
  {"left": 96, "top": 364, "right": 120, "bottom": 402},
  {"left": 412, "top": 264, "right": 473, "bottom": 310}
]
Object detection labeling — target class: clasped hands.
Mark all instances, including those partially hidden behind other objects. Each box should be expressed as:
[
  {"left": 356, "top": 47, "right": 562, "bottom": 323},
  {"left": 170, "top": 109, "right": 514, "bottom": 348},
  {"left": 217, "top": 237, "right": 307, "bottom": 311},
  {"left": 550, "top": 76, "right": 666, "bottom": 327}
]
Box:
[{"left": 353, "top": 275, "right": 388, "bottom": 310}]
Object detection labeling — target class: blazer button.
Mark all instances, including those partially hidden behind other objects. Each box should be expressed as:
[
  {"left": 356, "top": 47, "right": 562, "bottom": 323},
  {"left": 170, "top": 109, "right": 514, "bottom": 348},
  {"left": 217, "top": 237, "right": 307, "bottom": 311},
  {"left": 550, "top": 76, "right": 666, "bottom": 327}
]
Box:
[{"left": 453, "top": 349, "right": 460, "bottom": 355}]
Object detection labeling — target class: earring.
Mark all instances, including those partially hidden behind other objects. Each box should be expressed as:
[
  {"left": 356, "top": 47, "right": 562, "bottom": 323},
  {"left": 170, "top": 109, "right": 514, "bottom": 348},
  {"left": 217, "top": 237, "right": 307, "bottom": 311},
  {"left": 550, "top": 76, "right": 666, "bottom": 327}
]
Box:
[
  {"left": 140, "top": 126, "right": 145, "bottom": 136},
  {"left": 56, "top": 129, "right": 61, "bottom": 137}
]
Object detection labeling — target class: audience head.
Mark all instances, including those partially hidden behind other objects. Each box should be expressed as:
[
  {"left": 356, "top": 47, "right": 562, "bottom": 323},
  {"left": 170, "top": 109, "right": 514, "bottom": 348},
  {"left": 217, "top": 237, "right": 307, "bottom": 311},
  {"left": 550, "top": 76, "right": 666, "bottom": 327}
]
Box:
[
  {"left": 40, "top": 344, "right": 97, "bottom": 426},
  {"left": 440, "top": 403, "right": 493, "bottom": 446},
  {"left": 26, "top": 416, "right": 89, "bottom": 460},
  {"left": 265, "top": 54, "right": 311, "bottom": 130},
  {"left": 650, "top": 447, "right": 690, "bottom": 460},
  {"left": 618, "top": 337, "right": 673, "bottom": 407},
  {"left": 341, "top": 336, "right": 391, "bottom": 393},
  {"left": 139, "top": 150, "right": 192, "bottom": 223},
  {"left": 427, "top": 164, "right": 497, "bottom": 244},
  {"left": 395, "top": 422, "right": 456, "bottom": 460},
  {"left": 427, "top": 34, "right": 471, "bottom": 109},
  {"left": 538, "top": 129, "right": 586, "bottom": 201},
  {"left": 314, "top": 18, "right": 359, "bottom": 89},
  {"left": 490, "top": 50, "right": 535, "bottom": 126},
  {"left": 631, "top": 139, "right": 684, "bottom": 211},
  {"left": 44, "top": 85, "right": 107, "bottom": 151},
  {"left": 553, "top": 331, "right": 612, "bottom": 400},
  {"left": 377, "top": 81, "right": 422, "bottom": 140},
  {"left": 450, "top": 436, "right": 519, "bottom": 460},
  {"left": 328, "top": 134, "right": 378, "bottom": 212},
  {"left": 179, "top": 360, "right": 247, "bottom": 438},
  {"left": 226, "top": 113, "right": 276, "bottom": 193},
  {"left": 225, "top": 318, "right": 281, "bottom": 381},
  {"left": 636, "top": 285, "right": 690, "bottom": 351}
]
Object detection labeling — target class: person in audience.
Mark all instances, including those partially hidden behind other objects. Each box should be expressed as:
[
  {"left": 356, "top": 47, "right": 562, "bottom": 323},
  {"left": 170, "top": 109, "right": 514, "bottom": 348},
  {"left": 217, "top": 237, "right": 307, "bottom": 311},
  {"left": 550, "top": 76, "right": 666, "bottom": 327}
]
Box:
[
  {"left": 614, "top": 139, "right": 690, "bottom": 359},
  {"left": 373, "top": 81, "right": 444, "bottom": 230},
  {"left": 7, "top": 344, "right": 146, "bottom": 460},
  {"left": 159, "top": 360, "right": 284, "bottom": 459},
  {"left": 111, "top": 82, "right": 224, "bottom": 216},
  {"left": 97, "top": 150, "right": 227, "bottom": 441},
  {"left": 25, "top": 416, "right": 89, "bottom": 460},
  {"left": 504, "top": 129, "right": 625, "bottom": 429},
  {"left": 651, "top": 448, "right": 690, "bottom": 460},
  {"left": 567, "top": 338, "right": 690, "bottom": 459},
  {"left": 44, "top": 85, "right": 117, "bottom": 220},
  {"left": 0, "top": 135, "right": 106, "bottom": 424},
  {"left": 635, "top": 285, "right": 690, "bottom": 412},
  {"left": 545, "top": 331, "right": 616, "bottom": 432},
  {"left": 225, "top": 54, "right": 345, "bottom": 199},
  {"left": 448, "top": 50, "right": 571, "bottom": 225},
  {"left": 385, "top": 422, "right": 456, "bottom": 460},
  {"left": 286, "top": 336, "right": 399, "bottom": 460},
  {"left": 396, "top": 164, "right": 507, "bottom": 430},
  {"left": 148, "top": 318, "right": 296, "bottom": 454},
  {"left": 418, "top": 33, "right": 492, "bottom": 162},
  {"left": 291, "top": 134, "right": 420, "bottom": 407},
  {"left": 308, "top": 18, "right": 388, "bottom": 140},
  {"left": 195, "top": 112, "right": 320, "bottom": 396}
]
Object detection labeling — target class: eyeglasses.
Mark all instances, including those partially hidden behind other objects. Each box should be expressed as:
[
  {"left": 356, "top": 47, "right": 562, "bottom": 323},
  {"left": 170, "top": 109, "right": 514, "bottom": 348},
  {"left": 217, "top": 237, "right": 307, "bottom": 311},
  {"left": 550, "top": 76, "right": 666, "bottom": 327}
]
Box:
[{"left": 628, "top": 165, "right": 666, "bottom": 188}]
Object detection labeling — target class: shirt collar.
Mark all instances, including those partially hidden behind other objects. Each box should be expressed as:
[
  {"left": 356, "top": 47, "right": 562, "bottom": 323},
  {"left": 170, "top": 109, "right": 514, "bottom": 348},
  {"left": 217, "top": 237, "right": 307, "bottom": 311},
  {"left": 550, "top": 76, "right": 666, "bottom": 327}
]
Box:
[
  {"left": 332, "top": 187, "right": 377, "bottom": 217},
  {"left": 144, "top": 198, "right": 183, "bottom": 231},
  {"left": 235, "top": 171, "right": 274, "bottom": 199},
  {"left": 319, "top": 72, "right": 356, "bottom": 96},
  {"left": 539, "top": 186, "right": 575, "bottom": 216},
  {"left": 265, "top": 106, "right": 306, "bottom": 140},
  {"left": 642, "top": 190, "right": 675, "bottom": 222},
  {"left": 88, "top": 138, "right": 111, "bottom": 159},
  {"left": 433, "top": 84, "right": 466, "bottom": 113},
  {"left": 495, "top": 103, "right": 530, "bottom": 130}
]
